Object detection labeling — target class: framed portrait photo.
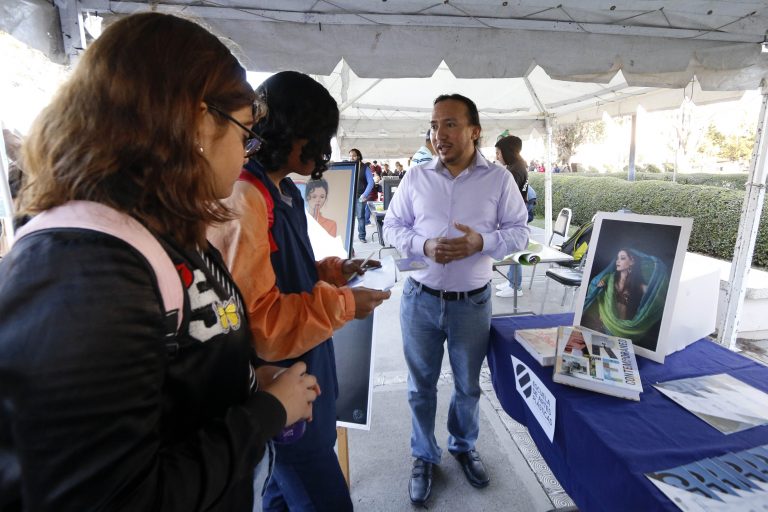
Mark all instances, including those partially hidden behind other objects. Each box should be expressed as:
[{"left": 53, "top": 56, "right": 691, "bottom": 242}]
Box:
[
  {"left": 572, "top": 212, "right": 693, "bottom": 363},
  {"left": 289, "top": 160, "right": 359, "bottom": 260}
]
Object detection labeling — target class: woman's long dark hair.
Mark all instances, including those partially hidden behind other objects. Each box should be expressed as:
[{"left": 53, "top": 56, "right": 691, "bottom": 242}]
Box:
[
  {"left": 615, "top": 248, "right": 644, "bottom": 318},
  {"left": 252, "top": 71, "right": 339, "bottom": 180},
  {"left": 19, "top": 13, "right": 255, "bottom": 247}
]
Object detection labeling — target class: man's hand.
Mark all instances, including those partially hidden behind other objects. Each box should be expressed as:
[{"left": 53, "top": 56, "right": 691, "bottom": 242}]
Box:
[
  {"left": 342, "top": 257, "right": 381, "bottom": 280},
  {"left": 424, "top": 223, "right": 483, "bottom": 264},
  {"left": 350, "top": 286, "right": 391, "bottom": 319}
]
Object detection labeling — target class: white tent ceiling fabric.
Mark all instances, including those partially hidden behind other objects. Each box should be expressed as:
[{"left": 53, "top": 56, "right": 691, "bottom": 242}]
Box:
[
  {"left": 71, "top": 0, "right": 766, "bottom": 157},
  {"left": 93, "top": 0, "right": 768, "bottom": 90},
  {"left": 311, "top": 62, "right": 745, "bottom": 157},
  {"left": 3, "top": 0, "right": 767, "bottom": 156}
]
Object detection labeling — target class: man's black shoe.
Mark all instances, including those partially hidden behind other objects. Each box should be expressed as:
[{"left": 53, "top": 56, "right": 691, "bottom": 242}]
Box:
[
  {"left": 408, "top": 458, "right": 433, "bottom": 505},
  {"left": 454, "top": 449, "right": 490, "bottom": 488}
]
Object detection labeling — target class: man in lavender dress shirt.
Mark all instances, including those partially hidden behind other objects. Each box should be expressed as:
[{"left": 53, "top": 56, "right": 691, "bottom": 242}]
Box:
[{"left": 383, "top": 94, "right": 529, "bottom": 506}]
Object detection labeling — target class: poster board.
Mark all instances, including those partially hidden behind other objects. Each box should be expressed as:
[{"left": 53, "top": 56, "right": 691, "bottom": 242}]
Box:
[
  {"left": 288, "top": 160, "right": 359, "bottom": 259},
  {"left": 333, "top": 313, "right": 376, "bottom": 429},
  {"left": 572, "top": 212, "right": 692, "bottom": 363}
]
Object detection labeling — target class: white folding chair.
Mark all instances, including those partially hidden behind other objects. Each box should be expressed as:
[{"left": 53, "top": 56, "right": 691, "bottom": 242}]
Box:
[{"left": 528, "top": 207, "right": 572, "bottom": 289}]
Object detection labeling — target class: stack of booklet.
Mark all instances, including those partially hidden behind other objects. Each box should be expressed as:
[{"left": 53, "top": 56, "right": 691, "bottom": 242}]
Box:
[
  {"left": 551, "top": 325, "right": 643, "bottom": 401},
  {"left": 514, "top": 327, "right": 559, "bottom": 366},
  {"left": 514, "top": 325, "right": 643, "bottom": 400},
  {"left": 646, "top": 444, "right": 768, "bottom": 510}
]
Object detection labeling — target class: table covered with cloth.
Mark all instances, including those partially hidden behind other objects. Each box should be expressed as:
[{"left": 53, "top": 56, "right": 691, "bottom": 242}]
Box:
[{"left": 487, "top": 313, "right": 768, "bottom": 512}]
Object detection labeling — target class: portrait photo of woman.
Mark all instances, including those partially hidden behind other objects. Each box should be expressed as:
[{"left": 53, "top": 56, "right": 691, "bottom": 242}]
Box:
[
  {"left": 581, "top": 247, "right": 669, "bottom": 350},
  {"left": 574, "top": 214, "right": 691, "bottom": 358},
  {"left": 305, "top": 178, "right": 337, "bottom": 237}
]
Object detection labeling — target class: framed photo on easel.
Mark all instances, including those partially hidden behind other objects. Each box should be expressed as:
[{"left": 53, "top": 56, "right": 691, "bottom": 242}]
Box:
[
  {"left": 572, "top": 212, "right": 693, "bottom": 363},
  {"left": 289, "top": 160, "right": 359, "bottom": 260}
]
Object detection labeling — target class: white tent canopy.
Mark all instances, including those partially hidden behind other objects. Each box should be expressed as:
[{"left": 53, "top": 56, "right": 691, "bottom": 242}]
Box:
[
  {"left": 314, "top": 61, "right": 745, "bottom": 158},
  {"left": 1, "top": 0, "right": 767, "bottom": 348},
  {"left": 92, "top": 1, "right": 768, "bottom": 90}
]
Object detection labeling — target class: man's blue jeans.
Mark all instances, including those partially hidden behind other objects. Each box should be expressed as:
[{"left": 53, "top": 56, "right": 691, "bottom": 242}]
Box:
[
  {"left": 400, "top": 277, "right": 492, "bottom": 463},
  {"left": 356, "top": 200, "right": 369, "bottom": 239},
  {"left": 505, "top": 263, "right": 523, "bottom": 289}
]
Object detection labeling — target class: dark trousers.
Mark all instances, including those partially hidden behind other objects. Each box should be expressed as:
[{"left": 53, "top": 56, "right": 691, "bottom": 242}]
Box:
[
  {"left": 356, "top": 200, "right": 369, "bottom": 239},
  {"left": 262, "top": 446, "right": 352, "bottom": 512}
]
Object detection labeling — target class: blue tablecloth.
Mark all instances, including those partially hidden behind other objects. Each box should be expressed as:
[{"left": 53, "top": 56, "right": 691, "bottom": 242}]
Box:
[{"left": 487, "top": 314, "right": 768, "bottom": 512}]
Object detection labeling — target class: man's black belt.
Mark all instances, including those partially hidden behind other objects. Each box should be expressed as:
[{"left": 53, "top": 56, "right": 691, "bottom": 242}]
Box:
[{"left": 414, "top": 280, "right": 488, "bottom": 301}]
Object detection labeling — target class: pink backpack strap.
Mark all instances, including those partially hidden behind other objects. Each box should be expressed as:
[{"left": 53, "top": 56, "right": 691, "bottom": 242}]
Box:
[{"left": 14, "top": 200, "right": 183, "bottom": 334}]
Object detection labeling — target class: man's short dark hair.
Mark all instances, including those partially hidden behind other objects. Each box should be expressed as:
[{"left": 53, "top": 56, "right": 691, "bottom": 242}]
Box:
[
  {"left": 433, "top": 94, "right": 481, "bottom": 147},
  {"left": 425, "top": 129, "right": 431, "bottom": 142}
]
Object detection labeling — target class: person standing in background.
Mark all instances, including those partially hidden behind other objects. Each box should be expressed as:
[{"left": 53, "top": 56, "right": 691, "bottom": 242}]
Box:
[
  {"left": 494, "top": 134, "right": 531, "bottom": 298},
  {"left": 349, "top": 148, "right": 374, "bottom": 242},
  {"left": 410, "top": 129, "right": 435, "bottom": 166},
  {"left": 384, "top": 94, "right": 528, "bottom": 506}
]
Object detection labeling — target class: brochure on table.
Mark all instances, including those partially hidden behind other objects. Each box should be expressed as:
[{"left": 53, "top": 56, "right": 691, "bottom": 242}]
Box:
[
  {"left": 514, "top": 327, "right": 558, "bottom": 366},
  {"left": 654, "top": 373, "right": 768, "bottom": 434},
  {"left": 572, "top": 212, "right": 693, "bottom": 364},
  {"left": 552, "top": 325, "right": 643, "bottom": 401},
  {"left": 646, "top": 444, "right": 768, "bottom": 511}
]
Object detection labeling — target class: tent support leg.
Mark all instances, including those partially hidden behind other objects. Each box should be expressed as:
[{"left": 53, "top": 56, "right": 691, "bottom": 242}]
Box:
[
  {"left": 544, "top": 118, "right": 553, "bottom": 240},
  {"left": 718, "top": 81, "right": 768, "bottom": 350}
]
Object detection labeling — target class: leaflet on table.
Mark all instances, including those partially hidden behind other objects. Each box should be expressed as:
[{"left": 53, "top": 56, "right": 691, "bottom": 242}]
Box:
[
  {"left": 551, "top": 325, "right": 642, "bottom": 401},
  {"left": 499, "top": 241, "right": 543, "bottom": 265},
  {"left": 653, "top": 373, "right": 768, "bottom": 434},
  {"left": 514, "top": 327, "right": 559, "bottom": 366},
  {"left": 346, "top": 256, "right": 397, "bottom": 291},
  {"left": 645, "top": 444, "right": 768, "bottom": 511}
]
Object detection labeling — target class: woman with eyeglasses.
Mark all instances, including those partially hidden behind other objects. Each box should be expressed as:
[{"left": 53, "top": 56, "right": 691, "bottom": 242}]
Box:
[
  {"left": 209, "top": 70, "right": 390, "bottom": 511},
  {"left": 0, "top": 13, "right": 319, "bottom": 511}
]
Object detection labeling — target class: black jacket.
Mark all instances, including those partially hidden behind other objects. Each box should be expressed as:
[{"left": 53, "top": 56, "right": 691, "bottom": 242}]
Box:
[{"left": 0, "top": 228, "right": 285, "bottom": 511}]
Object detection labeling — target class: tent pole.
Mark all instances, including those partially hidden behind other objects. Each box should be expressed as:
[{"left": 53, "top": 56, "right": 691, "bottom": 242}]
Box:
[
  {"left": 544, "top": 118, "right": 553, "bottom": 240},
  {"left": 628, "top": 113, "right": 637, "bottom": 182},
  {"left": 55, "top": 0, "right": 82, "bottom": 65},
  {"left": 718, "top": 80, "right": 768, "bottom": 349},
  {"left": 0, "top": 129, "right": 15, "bottom": 244}
]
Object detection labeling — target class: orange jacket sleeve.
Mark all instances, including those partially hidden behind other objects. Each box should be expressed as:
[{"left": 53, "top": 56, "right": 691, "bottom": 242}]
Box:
[{"left": 208, "top": 180, "right": 355, "bottom": 362}]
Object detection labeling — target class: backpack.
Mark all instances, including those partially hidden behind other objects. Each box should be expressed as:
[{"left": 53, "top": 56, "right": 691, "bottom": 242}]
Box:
[
  {"left": 559, "top": 221, "right": 593, "bottom": 263},
  {"left": 13, "top": 200, "right": 184, "bottom": 337}
]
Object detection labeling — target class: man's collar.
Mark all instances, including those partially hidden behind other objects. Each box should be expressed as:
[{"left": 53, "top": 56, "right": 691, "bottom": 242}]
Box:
[{"left": 429, "top": 149, "right": 491, "bottom": 174}]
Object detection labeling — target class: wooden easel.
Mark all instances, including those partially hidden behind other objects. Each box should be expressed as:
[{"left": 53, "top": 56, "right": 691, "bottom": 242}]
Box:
[{"left": 336, "top": 426, "right": 350, "bottom": 488}]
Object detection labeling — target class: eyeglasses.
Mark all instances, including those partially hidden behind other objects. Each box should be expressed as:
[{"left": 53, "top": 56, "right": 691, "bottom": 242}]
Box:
[{"left": 207, "top": 104, "right": 265, "bottom": 157}]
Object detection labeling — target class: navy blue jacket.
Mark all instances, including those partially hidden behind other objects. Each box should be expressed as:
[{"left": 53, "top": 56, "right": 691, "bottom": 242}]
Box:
[{"left": 245, "top": 161, "right": 339, "bottom": 463}]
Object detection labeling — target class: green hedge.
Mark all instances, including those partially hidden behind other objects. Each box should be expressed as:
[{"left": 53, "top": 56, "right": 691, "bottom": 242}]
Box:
[
  {"left": 528, "top": 174, "right": 768, "bottom": 268},
  {"left": 568, "top": 171, "right": 749, "bottom": 190}
]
